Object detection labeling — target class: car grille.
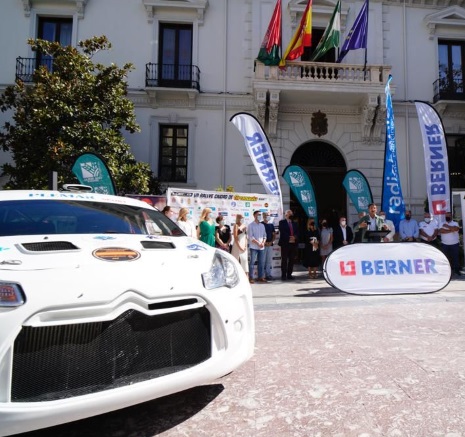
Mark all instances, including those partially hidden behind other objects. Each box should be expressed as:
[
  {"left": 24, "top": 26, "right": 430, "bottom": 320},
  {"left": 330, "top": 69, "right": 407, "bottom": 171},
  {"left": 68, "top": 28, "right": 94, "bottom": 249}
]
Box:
[{"left": 11, "top": 307, "right": 211, "bottom": 402}]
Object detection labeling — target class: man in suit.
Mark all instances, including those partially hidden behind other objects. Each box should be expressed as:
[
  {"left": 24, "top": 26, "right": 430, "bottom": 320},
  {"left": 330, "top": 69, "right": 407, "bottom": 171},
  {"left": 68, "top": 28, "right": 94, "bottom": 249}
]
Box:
[
  {"left": 332, "top": 216, "right": 354, "bottom": 250},
  {"left": 278, "top": 210, "right": 299, "bottom": 280},
  {"left": 353, "top": 203, "right": 389, "bottom": 242}
]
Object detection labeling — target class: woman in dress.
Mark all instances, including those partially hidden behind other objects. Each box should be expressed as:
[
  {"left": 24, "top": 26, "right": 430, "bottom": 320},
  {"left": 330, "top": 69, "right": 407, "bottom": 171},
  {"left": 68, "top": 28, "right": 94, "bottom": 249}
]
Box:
[
  {"left": 231, "top": 214, "right": 248, "bottom": 276},
  {"left": 215, "top": 215, "right": 232, "bottom": 251},
  {"left": 319, "top": 217, "right": 333, "bottom": 265},
  {"left": 176, "top": 207, "right": 197, "bottom": 238},
  {"left": 198, "top": 207, "right": 216, "bottom": 247},
  {"left": 302, "top": 218, "right": 320, "bottom": 279}
]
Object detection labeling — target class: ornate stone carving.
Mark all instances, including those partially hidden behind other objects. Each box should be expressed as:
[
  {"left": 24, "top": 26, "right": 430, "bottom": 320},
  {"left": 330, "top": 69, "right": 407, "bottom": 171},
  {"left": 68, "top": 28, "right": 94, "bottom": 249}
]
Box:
[{"left": 311, "top": 110, "right": 328, "bottom": 138}]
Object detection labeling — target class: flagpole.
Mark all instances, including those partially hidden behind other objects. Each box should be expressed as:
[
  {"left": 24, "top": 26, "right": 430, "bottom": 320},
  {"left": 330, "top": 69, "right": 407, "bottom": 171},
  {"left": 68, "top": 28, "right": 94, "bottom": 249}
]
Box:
[{"left": 364, "top": 0, "right": 369, "bottom": 80}]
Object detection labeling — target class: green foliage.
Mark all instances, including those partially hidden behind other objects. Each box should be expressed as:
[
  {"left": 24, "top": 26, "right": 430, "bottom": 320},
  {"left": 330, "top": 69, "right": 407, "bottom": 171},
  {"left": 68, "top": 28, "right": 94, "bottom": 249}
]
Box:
[
  {"left": 215, "top": 184, "right": 235, "bottom": 192},
  {"left": 0, "top": 36, "right": 152, "bottom": 193}
]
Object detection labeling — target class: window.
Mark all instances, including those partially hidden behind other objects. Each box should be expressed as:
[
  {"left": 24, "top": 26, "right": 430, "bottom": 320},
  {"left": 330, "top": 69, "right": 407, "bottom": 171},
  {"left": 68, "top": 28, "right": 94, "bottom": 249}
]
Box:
[
  {"left": 159, "top": 125, "right": 188, "bottom": 182},
  {"left": 438, "top": 40, "right": 465, "bottom": 100},
  {"left": 158, "top": 23, "right": 193, "bottom": 87},
  {"left": 301, "top": 28, "right": 337, "bottom": 62},
  {"left": 37, "top": 17, "right": 72, "bottom": 69}
]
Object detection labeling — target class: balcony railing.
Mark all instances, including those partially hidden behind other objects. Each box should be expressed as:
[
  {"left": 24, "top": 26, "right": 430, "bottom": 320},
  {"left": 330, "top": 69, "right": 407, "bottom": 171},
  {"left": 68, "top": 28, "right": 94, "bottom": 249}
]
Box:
[
  {"left": 254, "top": 60, "right": 390, "bottom": 85},
  {"left": 433, "top": 78, "right": 465, "bottom": 103},
  {"left": 145, "top": 63, "right": 200, "bottom": 91},
  {"left": 16, "top": 57, "right": 53, "bottom": 83}
]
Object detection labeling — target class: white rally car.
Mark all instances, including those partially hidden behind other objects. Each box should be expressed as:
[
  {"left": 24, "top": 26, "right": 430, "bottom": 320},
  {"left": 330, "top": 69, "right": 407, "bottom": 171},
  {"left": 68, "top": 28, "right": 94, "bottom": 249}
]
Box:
[{"left": 0, "top": 189, "right": 255, "bottom": 436}]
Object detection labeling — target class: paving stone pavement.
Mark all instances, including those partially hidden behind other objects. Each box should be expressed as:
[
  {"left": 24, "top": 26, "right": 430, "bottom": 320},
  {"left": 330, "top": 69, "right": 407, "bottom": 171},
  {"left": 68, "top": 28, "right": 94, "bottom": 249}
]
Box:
[{"left": 16, "top": 271, "right": 465, "bottom": 437}]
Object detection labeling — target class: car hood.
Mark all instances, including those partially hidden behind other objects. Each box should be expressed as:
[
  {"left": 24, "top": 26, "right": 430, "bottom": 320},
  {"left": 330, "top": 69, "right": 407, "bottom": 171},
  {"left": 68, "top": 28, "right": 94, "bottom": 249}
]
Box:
[{"left": 0, "top": 234, "right": 216, "bottom": 308}]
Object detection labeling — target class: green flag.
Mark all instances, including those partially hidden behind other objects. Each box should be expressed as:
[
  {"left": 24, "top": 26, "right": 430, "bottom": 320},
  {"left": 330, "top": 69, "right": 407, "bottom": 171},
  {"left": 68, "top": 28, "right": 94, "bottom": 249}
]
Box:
[
  {"left": 310, "top": 0, "right": 341, "bottom": 61},
  {"left": 256, "top": 0, "right": 282, "bottom": 66}
]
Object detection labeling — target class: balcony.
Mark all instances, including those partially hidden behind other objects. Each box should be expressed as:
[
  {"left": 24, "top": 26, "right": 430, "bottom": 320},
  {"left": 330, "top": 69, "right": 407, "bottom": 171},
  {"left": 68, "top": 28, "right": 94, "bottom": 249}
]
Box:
[
  {"left": 253, "top": 60, "right": 392, "bottom": 140},
  {"left": 145, "top": 63, "right": 200, "bottom": 107},
  {"left": 433, "top": 77, "right": 465, "bottom": 103},
  {"left": 16, "top": 57, "right": 53, "bottom": 83}
]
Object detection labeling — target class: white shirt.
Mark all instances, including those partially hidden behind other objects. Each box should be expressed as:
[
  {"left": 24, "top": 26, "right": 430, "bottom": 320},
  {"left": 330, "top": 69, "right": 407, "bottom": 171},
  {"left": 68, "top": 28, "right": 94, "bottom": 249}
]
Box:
[
  {"left": 383, "top": 219, "right": 395, "bottom": 242},
  {"left": 440, "top": 220, "right": 460, "bottom": 245},
  {"left": 419, "top": 219, "right": 439, "bottom": 242},
  {"left": 177, "top": 219, "right": 197, "bottom": 238}
]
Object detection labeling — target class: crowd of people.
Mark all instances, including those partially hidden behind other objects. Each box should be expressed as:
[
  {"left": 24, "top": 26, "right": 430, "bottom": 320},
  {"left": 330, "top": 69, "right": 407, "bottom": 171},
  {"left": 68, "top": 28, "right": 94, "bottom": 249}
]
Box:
[{"left": 162, "top": 203, "right": 462, "bottom": 282}]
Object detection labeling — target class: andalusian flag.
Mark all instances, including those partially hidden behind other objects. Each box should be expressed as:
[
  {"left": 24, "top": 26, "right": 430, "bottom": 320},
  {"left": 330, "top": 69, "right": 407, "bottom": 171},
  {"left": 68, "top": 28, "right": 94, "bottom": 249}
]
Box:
[
  {"left": 310, "top": 0, "right": 340, "bottom": 61},
  {"left": 279, "top": 0, "right": 312, "bottom": 67},
  {"left": 256, "top": 0, "right": 282, "bottom": 66}
]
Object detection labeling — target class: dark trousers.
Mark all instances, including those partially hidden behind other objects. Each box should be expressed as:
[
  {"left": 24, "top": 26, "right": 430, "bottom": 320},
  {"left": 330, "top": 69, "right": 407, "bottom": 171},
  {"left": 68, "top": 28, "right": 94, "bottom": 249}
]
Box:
[
  {"left": 442, "top": 243, "right": 460, "bottom": 273},
  {"left": 280, "top": 243, "right": 297, "bottom": 278}
]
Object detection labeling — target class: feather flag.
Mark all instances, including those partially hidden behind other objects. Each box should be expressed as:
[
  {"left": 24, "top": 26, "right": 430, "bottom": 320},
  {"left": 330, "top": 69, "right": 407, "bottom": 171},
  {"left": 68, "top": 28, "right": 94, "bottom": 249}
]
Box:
[
  {"left": 256, "top": 0, "right": 282, "bottom": 66},
  {"left": 415, "top": 101, "right": 451, "bottom": 222},
  {"left": 342, "top": 169, "right": 373, "bottom": 213},
  {"left": 381, "top": 75, "right": 405, "bottom": 231},
  {"left": 337, "top": 0, "right": 368, "bottom": 63},
  {"left": 310, "top": 0, "right": 341, "bottom": 62},
  {"left": 282, "top": 164, "right": 318, "bottom": 224},
  {"left": 230, "top": 112, "right": 283, "bottom": 213},
  {"left": 279, "top": 0, "right": 313, "bottom": 68}
]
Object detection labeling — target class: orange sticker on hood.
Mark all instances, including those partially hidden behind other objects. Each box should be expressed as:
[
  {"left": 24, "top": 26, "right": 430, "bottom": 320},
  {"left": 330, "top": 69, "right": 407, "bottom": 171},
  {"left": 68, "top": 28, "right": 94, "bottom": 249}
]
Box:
[{"left": 93, "top": 247, "right": 140, "bottom": 261}]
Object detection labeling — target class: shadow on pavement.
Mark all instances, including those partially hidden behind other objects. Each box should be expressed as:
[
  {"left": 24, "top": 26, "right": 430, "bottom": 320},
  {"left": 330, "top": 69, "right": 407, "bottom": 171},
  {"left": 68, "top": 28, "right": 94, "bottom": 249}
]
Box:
[
  {"left": 294, "top": 287, "right": 347, "bottom": 297},
  {"left": 16, "top": 384, "right": 225, "bottom": 437}
]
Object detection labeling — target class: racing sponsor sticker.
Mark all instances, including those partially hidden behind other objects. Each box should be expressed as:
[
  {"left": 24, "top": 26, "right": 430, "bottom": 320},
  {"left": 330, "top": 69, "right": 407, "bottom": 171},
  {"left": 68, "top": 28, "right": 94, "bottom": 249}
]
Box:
[{"left": 93, "top": 247, "right": 141, "bottom": 261}]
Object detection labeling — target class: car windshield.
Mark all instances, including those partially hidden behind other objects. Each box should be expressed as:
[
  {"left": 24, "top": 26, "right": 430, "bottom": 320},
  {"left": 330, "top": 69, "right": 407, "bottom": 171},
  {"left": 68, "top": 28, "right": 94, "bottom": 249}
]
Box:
[{"left": 0, "top": 199, "right": 185, "bottom": 237}]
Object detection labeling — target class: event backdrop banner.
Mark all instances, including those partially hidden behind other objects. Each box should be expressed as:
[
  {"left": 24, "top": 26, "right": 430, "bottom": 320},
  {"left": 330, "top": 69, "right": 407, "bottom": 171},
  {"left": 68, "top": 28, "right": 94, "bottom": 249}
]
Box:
[
  {"left": 282, "top": 164, "right": 318, "bottom": 222},
  {"left": 323, "top": 243, "right": 451, "bottom": 295},
  {"left": 342, "top": 169, "right": 373, "bottom": 213},
  {"left": 415, "top": 101, "right": 451, "bottom": 222},
  {"left": 71, "top": 152, "right": 116, "bottom": 195},
  {"left": 230, "top": 112, "right": 283, "bottom": 212},
  {"left": 167, "top": 187, "right": 283, "bottom": 277},
  {"left": 381, "top": 75, "right": 405, "bottom": 231}
]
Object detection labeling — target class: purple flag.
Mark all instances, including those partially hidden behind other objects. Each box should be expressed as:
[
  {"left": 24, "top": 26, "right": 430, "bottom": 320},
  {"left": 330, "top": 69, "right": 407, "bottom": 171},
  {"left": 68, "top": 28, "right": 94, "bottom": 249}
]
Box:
[{"left": 337, "top": 0, "right": 368, "bottom": 63}]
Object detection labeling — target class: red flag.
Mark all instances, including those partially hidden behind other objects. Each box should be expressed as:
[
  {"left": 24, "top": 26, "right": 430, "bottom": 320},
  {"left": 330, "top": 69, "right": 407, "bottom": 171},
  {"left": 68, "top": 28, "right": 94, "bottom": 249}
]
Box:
[
  {"left": 279, "top": 0, "right": 312, "bottom": 67},
  {"left": 256, "top": 0, "right": 282, "bottom": 66}
]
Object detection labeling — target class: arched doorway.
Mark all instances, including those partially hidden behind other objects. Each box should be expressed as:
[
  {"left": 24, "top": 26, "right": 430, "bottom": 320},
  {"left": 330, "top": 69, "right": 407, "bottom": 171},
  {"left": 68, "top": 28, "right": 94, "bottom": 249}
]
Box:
[{"left": 290, "top": 141, "right": 347, "bottom": 231}]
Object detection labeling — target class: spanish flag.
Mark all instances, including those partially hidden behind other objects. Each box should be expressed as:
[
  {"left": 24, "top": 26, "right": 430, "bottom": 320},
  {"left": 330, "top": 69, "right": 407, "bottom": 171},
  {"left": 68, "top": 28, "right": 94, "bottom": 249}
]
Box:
[{"left": 279, "top": 0, "right": 312, "bottom": 67}]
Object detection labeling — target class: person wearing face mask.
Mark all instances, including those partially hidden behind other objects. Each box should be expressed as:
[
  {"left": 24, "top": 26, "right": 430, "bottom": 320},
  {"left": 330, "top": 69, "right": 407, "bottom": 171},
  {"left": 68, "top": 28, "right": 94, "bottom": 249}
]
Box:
[
  {"left": 319, "top": 217, "right": 334, "bottom": 264},
  {"left": 261, "top": 212, "right": 276, "bottom": 280},
  {"left": 379, "top": 210, "right": 395, "bottom": 242},
  {"left": 399, "top": 209, "right": 419, "bottom": 242},
  {"left": 197, "top": 207, "right": 216, "bottom": 247},
  {"left": 231, "top": 214, "right": 249, "bottom": 277},
  {"left": 278, "top": 210, "right": 299, "bottom": 280},
  {"left": 419, "top": 212, "right": 439, "bottom": 246},
  {"left": 176, "top": 207, "right": 197, "bottom": 238},
  {"left": 247, "top": 211, "right": 268, "bottom": 284},
  {"left": 215, "top": 215, "right": 232, "bottom": 251},
  {"left": 332, "top": 216, "right": 354, "bottom": 250},
  {"left": 439, "top": 212, "right": 462, "bottom": 276},
  {"left": 302, "top": 218, "right": 320, "bottom": 279}
]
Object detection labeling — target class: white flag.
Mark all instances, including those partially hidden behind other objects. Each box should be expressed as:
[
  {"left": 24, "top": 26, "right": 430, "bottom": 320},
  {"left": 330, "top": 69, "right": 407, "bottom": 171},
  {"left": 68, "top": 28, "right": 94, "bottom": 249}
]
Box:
[
  {"left": 415, "top": 101, "right": 450, "bottom": 222},
  {"left": 230, "top": 112, "right": 282, "bottom": 210}
]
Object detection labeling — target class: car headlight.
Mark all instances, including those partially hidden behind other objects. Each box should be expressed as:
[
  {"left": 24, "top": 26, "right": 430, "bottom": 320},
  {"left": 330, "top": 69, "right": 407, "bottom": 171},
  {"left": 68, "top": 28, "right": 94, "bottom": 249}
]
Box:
[
  {"left": 202, "top": 250, "right": 240, "bottom": 290},
  {"left": 0, "top": 282, "right": 25, "bottom": 307}
]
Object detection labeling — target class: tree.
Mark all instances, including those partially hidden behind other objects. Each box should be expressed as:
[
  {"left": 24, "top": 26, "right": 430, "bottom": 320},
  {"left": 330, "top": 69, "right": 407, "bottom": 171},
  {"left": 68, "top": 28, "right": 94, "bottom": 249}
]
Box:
[{"left": 0, "top": 35, "right": 156, "bottom": 193}]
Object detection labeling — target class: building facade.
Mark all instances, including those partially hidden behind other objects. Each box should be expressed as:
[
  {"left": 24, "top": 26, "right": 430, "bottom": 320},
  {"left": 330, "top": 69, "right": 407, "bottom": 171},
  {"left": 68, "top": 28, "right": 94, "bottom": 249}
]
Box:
[{"left": 1, "top": 0, "right": 465, "bottom": 225}]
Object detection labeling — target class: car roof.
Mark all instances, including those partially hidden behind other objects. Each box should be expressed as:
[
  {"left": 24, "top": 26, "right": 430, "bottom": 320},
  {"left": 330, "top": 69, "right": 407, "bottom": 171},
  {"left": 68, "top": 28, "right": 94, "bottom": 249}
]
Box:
[{"left": 0, "top": 190, "right": 156, "bottom": 209}]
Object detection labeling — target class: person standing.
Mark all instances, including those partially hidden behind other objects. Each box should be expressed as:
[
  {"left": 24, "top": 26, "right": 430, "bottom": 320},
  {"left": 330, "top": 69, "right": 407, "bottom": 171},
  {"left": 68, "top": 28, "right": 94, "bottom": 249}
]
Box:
[
  {"left": 278, "top": 210, "right": 299, "bottom": 280},
  {"left": 419, "top": 212, "right": 439, "bottom": 246},
  {"left": 302, "top": 218, "right": 320, "bottom": 279},
  {"left": 162, "top": 205, "right": 175, "bottom": 221},
  {"left": 215, "top": 215, "right": 232, "bottom": 251},
  {"left": 231, "top": 214, "right": 248, "bottom": 277},
  {"left": 247, "top": 211, "right": 267, "bottom": 284},
  {"left": 261, "top": 212, "right": 276, "bottom": 280},
  {"left": 399, "top": 210, "right": 419, "bottom": 242},
  {"left": 379, "top": 210, "right": 395, "bottom": 242},
  {"left": 439, "top": 212, "right": 461, "bottom": 276},
  {"left": 319, "top": 218, "right": 333, "bottom": 264},
  {"left": 354, "top": 203, "right": 388, "bottom": 242},
  {"left": 332, "top": 216, "right": 353, "bottom": 250},
  {"left": 198, "top": 207, "right": 216, "bottom": 247},
  {"left": 176, "top": 207, "right": 197, "bottom": 238}
]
